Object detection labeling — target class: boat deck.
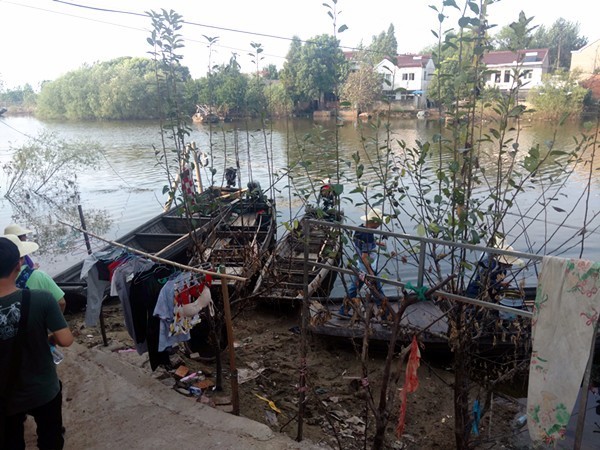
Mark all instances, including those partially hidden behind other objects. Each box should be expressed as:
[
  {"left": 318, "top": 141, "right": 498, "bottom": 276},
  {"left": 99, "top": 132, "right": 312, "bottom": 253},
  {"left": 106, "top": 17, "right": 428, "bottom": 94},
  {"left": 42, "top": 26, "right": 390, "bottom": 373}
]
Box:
[{"left": 309, "top": 299, "right": 449, "bottom": 346}]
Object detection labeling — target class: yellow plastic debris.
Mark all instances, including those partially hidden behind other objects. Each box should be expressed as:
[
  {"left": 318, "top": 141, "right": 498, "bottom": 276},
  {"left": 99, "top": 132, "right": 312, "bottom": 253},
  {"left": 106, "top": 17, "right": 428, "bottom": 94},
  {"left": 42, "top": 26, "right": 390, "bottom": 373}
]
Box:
[{"left": 254, "top": 394, "right": 282, "bottom": 414}]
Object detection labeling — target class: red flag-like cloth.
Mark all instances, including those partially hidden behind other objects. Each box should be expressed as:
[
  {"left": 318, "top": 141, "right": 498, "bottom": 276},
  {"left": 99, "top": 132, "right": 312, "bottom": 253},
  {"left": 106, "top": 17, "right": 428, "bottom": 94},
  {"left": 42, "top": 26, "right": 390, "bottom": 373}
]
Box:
[{"left": 396, "top": 336, "right": 421, "bottom": 438}]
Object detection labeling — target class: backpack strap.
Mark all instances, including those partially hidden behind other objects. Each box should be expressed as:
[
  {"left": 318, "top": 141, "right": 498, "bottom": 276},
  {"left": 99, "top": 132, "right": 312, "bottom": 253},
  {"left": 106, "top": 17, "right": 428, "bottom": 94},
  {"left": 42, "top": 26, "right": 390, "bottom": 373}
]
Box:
[
  {"left": 15, "top": 266, "right": 35, "bottom": 290},
  {"left": 1, "top": 290, "right": 31, "bottom": 399}
]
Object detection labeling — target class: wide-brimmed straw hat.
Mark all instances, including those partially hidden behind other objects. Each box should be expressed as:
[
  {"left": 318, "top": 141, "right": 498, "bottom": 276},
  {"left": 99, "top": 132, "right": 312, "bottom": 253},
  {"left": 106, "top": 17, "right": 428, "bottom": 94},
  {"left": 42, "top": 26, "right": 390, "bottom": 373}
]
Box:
[
  {"left": 360, "top": 207, "right": 384, "bottom": 223},
  {"left": 4, "top": 223, "right": 32, "bottom": 236},
  {"left": 496, "top": 245, "right": 524, "bottom": 267},
  {"left": 3, "top": 234, "right": 39, "bottom": 257}
]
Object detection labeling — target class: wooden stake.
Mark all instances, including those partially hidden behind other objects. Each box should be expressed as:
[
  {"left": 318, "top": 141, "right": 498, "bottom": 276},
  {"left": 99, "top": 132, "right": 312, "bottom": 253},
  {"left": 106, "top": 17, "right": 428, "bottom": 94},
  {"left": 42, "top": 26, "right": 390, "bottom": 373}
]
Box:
[
  {"left": 574, "top": 320, "right": 599, "bottom": 450},
  {"left": 220, "top": 266, "right": 240, "bottom": 416},
  {"left": 296, "top": 219, "right": 310, "bottom": 442},
  {"left": 77, "top": 204, "right": 92, "bottom": 255},
  {"left": 98, "top": 295, "right": 109, "bottom": 347}
]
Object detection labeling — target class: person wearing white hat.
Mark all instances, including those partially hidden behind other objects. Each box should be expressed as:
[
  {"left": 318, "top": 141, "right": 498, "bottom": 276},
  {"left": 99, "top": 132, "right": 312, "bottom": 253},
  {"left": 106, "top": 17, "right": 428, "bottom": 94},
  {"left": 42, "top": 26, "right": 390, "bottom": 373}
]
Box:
[
  {"left": 0, "top": 237, "right": 73, "bottom": 449},
  {"left": 340, "top": 207, "right": 387, "bottom": 315},
  {"left": 3, "top": 224, "right": 36, "bottom": 269},
  {"left": 465, "top": 240, "right": 524, "bottom": 300},
  {"left": 3, "top": 234, "right": 66, "bottom": 313}
]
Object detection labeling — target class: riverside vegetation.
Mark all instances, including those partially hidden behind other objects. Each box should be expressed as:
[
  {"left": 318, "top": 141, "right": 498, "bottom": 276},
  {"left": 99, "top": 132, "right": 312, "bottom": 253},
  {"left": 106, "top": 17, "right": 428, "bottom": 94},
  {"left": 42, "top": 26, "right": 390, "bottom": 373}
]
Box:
[{"left": 2, "top": 0, "right": 599, "bottom": 449}]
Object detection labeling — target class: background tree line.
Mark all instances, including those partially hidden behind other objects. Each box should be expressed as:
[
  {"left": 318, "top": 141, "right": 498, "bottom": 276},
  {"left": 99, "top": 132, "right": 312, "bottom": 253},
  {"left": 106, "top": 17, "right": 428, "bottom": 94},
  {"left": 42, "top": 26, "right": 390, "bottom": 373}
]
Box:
[{"left": 1, "top": 11, "right": 592, "bottom": 122}]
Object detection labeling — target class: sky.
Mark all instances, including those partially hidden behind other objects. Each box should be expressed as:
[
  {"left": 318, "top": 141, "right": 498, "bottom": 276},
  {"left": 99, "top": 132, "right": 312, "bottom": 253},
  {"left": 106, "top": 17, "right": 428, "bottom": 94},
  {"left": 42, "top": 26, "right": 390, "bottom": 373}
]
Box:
[{"left": 0, "top": 0, "right": 597, "bottom": 90}]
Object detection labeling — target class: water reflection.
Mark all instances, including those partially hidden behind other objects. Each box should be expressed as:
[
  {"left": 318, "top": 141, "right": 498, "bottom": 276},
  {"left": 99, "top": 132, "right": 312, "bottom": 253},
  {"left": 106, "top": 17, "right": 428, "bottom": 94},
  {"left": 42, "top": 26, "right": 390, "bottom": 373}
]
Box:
[{"left": 0, "top": 116, "right": 598, "bottom": 275}]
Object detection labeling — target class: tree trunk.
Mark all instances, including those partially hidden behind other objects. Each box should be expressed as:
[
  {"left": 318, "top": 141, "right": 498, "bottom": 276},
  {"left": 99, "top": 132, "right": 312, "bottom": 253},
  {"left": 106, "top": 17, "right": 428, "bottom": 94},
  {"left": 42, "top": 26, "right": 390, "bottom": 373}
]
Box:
[{"left": 453, "top": 305, "right": 472, "bottom": 449}]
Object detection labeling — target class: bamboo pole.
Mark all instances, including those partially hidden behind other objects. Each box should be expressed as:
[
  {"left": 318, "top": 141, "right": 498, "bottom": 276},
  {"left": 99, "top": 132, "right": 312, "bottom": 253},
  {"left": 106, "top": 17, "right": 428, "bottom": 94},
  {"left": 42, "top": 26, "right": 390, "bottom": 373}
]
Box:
[{"left": 58, "top": 220, "right": 247, "bottom": 282}]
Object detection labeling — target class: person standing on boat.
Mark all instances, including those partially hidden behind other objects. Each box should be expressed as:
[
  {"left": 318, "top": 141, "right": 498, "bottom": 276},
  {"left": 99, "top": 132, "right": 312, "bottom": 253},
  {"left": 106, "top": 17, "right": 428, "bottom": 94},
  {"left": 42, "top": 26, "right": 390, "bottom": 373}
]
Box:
[
  {"left": 4, "top": 224, "right": 37, "bottom": 269},
  {"left": 340, "top": 207, "right": 387, "bottom": 314},
  {"left": 3, "top": 234, "right": 66, "bottom": 313},
  {"left": 0, "top": 237, "right": 74, "bottom": 449}
]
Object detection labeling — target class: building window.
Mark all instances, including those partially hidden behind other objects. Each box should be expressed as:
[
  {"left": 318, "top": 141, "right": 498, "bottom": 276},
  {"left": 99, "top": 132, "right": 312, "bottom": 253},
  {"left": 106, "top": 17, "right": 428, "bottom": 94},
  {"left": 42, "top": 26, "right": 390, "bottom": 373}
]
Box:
[
  {"left": 522, "top": 70, "right": 533, "bottom": 79},
  {"left": 401, "top": 73, "right": 415, "bottom": 81},
  {"left": 494, "top": 72, "right": 501, "bottom": 83},
  {"left": 409, "top": 73, "right": 415, "bottom": 80},
  {"left": 504, "top": 71, "right": 511, "bottom": 83}
]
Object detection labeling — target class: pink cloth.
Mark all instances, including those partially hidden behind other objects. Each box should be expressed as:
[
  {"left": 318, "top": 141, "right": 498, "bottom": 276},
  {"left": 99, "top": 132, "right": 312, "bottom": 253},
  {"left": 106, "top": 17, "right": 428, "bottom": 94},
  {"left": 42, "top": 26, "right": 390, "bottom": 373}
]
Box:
[{"left": 527, "top": 256, "right": 600, "bottom": 444}]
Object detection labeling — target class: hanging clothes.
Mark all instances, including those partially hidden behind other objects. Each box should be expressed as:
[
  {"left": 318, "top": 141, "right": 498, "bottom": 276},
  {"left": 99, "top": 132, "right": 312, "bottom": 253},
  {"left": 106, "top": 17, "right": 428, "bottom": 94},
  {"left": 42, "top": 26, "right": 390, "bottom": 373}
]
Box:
[
  {"left": 129, "top": 265, "right": 175, "bottom": 371},
  {"left": 153, "top": 272, "right": 200, "bottom": 353},
  {"left": 527, "top": 256, "right": 600, "bottom": 444},
  {"left": 110, "top": 257, "right": 154, "bottom": 354},
  {"left": 80, "top": 248, "right": 126, "bottom": 326}
]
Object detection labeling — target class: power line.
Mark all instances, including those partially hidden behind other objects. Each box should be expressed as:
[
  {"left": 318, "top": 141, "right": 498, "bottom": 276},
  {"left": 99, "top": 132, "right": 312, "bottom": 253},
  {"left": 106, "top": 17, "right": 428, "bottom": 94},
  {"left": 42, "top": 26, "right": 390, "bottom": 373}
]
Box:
[
  {"left": 50, "top": 0, "right": 364, "bottom": 52},
  {"left": 3, "top": 0, "right": 287, "bottom": 62}
]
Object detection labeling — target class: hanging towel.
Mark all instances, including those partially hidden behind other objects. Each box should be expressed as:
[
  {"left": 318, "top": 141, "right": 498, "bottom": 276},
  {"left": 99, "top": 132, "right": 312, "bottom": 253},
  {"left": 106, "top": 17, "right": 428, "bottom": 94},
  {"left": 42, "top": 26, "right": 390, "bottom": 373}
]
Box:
[
  {"left": 396, "top": 336, "right": 421, "bottom": 438},
  {"left": 527, "top": 256, "right": 600, "bottom": 444}
]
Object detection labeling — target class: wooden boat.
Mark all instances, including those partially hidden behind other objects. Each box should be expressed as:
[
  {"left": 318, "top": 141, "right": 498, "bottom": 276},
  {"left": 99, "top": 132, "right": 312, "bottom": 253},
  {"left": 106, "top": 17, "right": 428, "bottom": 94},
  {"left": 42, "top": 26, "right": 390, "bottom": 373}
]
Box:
[
  {"left": 308, "top": 287, "right": 541, "bottom": 353},
  {"left": 54, "top": 186, "right": 245, "bottom": 313},
  {"left": 192, "top": 194, "right": 277, "bottom": 301},
  {"left": 252, "top": 208, "right": 342, "bottom": 303}
]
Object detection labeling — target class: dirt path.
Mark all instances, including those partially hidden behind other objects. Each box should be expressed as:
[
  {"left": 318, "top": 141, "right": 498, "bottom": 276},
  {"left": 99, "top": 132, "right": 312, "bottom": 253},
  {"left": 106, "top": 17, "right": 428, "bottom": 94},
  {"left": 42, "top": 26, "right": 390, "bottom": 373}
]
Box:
[{"left": 54, "top": 303, "right": 524, "bottom": 449}]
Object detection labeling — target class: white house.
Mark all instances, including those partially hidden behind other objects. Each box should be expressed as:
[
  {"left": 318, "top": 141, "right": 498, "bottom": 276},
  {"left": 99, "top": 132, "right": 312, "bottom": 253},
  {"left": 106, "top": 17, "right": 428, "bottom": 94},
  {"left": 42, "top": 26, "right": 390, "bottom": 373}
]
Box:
[
  {"left": 482, "top": 48, "right": 549, "bottom": 92},
  {"left": 375, "top": 54, "right": 435, "bottom": 105},
  {"left": 570, "top": 38, "right": 600, "bottom": 79}
]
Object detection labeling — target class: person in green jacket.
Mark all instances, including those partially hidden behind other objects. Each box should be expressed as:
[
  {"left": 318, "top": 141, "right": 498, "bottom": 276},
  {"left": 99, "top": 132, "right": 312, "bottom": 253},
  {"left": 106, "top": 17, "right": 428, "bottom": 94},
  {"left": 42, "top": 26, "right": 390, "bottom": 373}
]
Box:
[{"left": 3, "top": 234, "right": 66, "bottom": 313}]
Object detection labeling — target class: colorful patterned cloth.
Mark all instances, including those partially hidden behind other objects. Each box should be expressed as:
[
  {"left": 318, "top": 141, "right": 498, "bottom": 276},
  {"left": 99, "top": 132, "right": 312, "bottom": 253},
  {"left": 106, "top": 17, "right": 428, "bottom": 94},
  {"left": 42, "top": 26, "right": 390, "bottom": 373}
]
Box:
[{"left": 527, "top": 256, "right": 600, "bottom": 444}]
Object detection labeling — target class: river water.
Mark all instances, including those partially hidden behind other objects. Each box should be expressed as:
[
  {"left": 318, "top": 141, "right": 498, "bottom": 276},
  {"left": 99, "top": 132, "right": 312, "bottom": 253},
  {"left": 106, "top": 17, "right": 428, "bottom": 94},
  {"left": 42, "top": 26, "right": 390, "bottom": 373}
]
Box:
[{"left": 0, "top": 116, "right": 599, "bottom": 284}]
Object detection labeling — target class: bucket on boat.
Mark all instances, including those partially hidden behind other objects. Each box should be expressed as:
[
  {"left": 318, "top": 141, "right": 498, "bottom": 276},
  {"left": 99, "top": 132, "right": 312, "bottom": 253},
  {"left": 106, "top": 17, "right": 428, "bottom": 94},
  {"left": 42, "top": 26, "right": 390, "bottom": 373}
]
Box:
[{"left": 498, "top": 292, "right": 525, "bottom": 320}]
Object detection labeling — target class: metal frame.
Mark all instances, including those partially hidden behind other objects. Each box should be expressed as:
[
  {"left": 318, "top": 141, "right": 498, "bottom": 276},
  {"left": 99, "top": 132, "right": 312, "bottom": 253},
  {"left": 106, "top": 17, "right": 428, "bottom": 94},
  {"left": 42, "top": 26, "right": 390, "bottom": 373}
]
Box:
[{"left": 305, "top": 218, "right": 545, "bottom": 319}]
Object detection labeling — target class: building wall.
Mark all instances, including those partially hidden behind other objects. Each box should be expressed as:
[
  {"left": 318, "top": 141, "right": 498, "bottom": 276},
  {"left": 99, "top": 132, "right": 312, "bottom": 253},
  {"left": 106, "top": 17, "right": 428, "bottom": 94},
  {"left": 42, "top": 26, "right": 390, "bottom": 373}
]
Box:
[
  {"left": 376, "top": 60, "right": 426, "bottom": 99},
  {"left": 484, "top": 64, "right": 546, "bottom": 91},
  {"left": 570, "top": 39, "right": 600, "bottom": 79}
]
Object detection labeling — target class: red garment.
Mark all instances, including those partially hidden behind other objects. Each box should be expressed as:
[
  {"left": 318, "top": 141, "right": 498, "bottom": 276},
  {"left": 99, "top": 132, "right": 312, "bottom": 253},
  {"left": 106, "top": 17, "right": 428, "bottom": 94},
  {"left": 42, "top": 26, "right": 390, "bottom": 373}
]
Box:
[
  {"left": 107, "top": 258, "right": 127, "bottom": 282},
  {"left": 181, "top": 168, "right": 196, "bottom": 203},
  {"left": 396, "top": 336, "right": 421, "bottom": 438},
  {"left": 175, "top": 283, "right": 205, "bottom": 306}
]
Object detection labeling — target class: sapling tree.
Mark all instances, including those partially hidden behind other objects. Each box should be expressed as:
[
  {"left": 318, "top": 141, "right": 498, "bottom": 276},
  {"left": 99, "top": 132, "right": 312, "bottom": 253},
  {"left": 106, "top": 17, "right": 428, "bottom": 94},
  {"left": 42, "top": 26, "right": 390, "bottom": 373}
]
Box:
[{"left": 320, "top": 1, "right": 599, "bottom": 449}]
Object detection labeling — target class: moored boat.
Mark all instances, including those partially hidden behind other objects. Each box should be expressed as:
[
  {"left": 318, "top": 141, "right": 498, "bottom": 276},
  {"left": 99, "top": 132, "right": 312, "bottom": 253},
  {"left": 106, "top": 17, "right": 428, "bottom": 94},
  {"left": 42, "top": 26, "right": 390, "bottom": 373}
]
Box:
[
  {"left": 191, "top": 190, "right": 277, "bottom": 301},
  {"left": 54, "top": 186, "right": 246, "bottom": 312},
  {"left": 252, "top": 207, "right": 342, "bottom": 303}
]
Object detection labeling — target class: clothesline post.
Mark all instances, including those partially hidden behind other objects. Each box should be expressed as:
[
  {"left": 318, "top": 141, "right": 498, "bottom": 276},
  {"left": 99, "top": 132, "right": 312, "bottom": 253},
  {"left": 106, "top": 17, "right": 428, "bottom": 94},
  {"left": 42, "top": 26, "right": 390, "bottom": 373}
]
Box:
[
  {"left": 220, "top": 266, "right": 240, "bottom": 416},
  {"left": 98, "top": 294, "right": 109, "bottom": 347},
  {"left": 77, "top": 204, "right": 93, "bottom": 255}
]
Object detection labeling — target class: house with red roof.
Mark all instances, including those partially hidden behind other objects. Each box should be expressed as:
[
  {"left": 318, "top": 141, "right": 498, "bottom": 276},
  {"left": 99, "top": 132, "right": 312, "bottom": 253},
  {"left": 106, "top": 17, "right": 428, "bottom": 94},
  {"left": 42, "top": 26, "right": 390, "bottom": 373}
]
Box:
[
  {"left": 482, "top": 48, "right": 549, "bottom": 92},
  {"left": 375, "top": 54, "right": 435, "bottom": 107}
]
